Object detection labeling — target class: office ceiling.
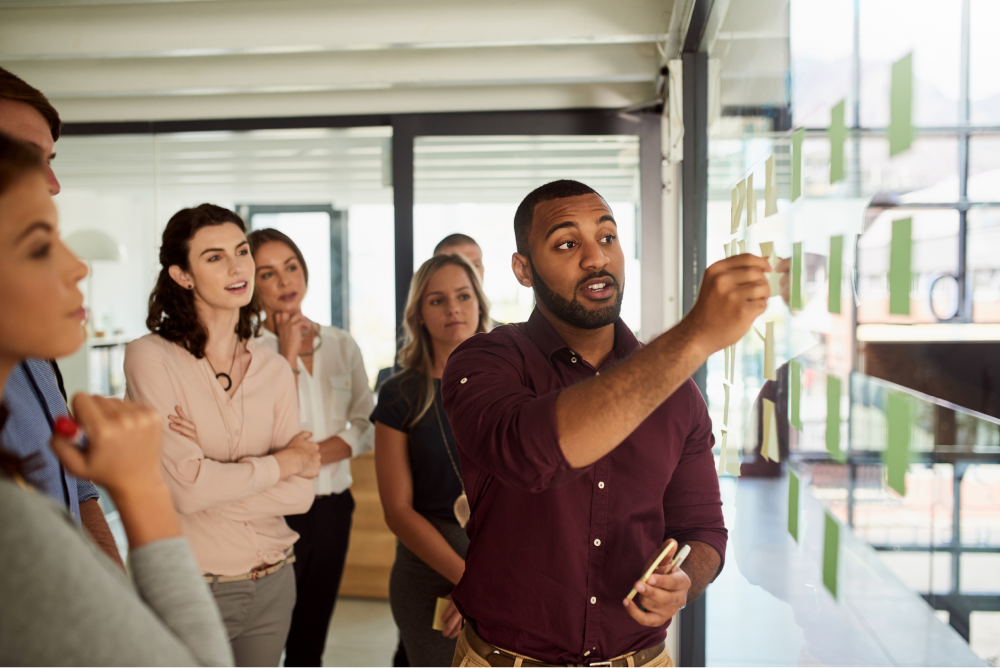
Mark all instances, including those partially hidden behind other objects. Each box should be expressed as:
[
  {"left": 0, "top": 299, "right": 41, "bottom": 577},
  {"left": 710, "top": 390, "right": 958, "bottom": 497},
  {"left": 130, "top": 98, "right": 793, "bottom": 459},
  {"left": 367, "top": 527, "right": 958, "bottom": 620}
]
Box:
[{"left": 0, "top": 0, "right": 677, "bottom": 122}]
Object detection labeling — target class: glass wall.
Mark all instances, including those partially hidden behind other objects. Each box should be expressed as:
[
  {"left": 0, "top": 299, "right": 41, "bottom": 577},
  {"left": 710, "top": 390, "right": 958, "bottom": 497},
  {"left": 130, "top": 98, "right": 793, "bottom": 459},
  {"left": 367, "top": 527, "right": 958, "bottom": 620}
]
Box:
[{"left": 412, "top": 135, "right": 641, "bottom": 330}]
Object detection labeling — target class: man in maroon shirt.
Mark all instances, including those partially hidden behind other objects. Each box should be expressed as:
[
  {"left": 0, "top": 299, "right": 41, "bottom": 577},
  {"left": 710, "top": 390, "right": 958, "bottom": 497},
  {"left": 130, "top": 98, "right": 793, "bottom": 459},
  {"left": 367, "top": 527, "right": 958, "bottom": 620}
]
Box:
[{"left": 441, "top": 180, "right": 771, "bottom": 666}]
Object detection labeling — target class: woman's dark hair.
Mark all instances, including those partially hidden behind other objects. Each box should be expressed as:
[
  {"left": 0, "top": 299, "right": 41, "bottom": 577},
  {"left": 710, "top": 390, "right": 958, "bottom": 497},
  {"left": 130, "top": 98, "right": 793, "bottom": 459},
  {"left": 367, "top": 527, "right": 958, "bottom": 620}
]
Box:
[
  {"left": 0, "top": 67, "right": 62, "bottom": 142},
  {"left": 0, "top": 131, "right": 45, "bottom": 197},
  {"left": 146, "top": 204, "right": 260, "bottom": 358}
]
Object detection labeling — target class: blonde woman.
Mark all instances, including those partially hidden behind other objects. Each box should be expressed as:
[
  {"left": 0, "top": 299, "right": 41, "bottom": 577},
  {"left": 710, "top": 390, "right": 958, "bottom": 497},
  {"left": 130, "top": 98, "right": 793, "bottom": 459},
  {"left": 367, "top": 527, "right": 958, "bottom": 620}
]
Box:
[{"left": 372, "top": 254, "right": 490, "bottom": 667}]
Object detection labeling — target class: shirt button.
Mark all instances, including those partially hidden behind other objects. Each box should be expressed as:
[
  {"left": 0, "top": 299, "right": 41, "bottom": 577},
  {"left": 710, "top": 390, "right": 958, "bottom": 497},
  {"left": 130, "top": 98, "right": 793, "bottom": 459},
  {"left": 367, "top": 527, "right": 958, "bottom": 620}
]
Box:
[
  {"left": 584, "top": 651, "right": 591, "bottom": 657},
  {"left": 460, "top": 378, "right": 468, "bottom": 384},
  {"left": 598, "top": 481, "right": 605, "bottom": 489},
  {"left": 590, "top": 597, "right": 597, "bottom": 604},
  {"left": 594, "top": 539, "right": 601, "bottom": 547},
  {"left": 571, "top": 357, "right": 578, "bottom": 363}
]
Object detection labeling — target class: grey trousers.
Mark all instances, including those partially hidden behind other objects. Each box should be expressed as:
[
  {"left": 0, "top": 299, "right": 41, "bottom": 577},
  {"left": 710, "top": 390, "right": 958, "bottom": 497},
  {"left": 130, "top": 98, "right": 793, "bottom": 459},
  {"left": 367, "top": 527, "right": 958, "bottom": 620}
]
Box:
[
  {"left": 210, "top": 563, "right": 296, "bottom": 667},
  {"left": 389, "top": 515, "right": 469, "bottom": 667}
]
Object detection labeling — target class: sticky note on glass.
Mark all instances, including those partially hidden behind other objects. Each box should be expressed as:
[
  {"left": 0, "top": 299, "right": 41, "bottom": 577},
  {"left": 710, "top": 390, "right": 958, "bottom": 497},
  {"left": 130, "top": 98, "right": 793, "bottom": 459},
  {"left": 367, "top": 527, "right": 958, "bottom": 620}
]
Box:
[
  {"left": 788, "top": 469, "right": 799, "bottom": 542},
  {"left": 889, "top": 52, "right": 913, "bottom": 156},
  {"left": 789, "top": 359, "right": 803, "bottom": 430},
  {"left": 729, "top": 344, "right": 736, "bottom": 384},
  {"left": 746, "top": 173, "right": 757, "bottom": 227},
  {"left": 765, "top": 155, "right": 778, "bottom": 217},
  {"left": 828, "top": 235, "right": 843, "bottom": 314},
  {"left": 723, "top": 243, "right": 732, "bottom": 259},
  {"left": 823, "top": 512, "right": 839, "bottom": 599},
  {"left": 829, "top": 100, "right": 846, "bottom": 184},
  {"left": 730, "top": 239, "right": 739, "bottom": 258},
  {"left": 717, "top": 429, "right": 728, "bottom": 475},
  {"left": 763, "top": 398, "right": 779, "bottom": 462},
  {"left": 885, "top": 391, "right": 911, "bottom": 496},
  {"left": 790, "top": 242, "right": 803, "bottom": 310},
  {"left": 738, "top": 239, "right": 746, "bottom": 255},
  {"left": 724, "top": 345, "right": 731, "bottom": 382},
  {"left": 723, "top": 384, "right": 730, "bottom": 428},
  {"left": 725, "top": 432, "right": 741, "bottom": 476},
  {"left": 432, "top": 597, "right": 450, "bottom": 631},
  {"left": 826, "top": 374, "right": 845, "bottom": 462},
  {"left": 731, "top": 179, "right": 746, "bottom": 234},
  {"left": 889, "top": 218, "right": 912, "bottom": 315},
  {"left": 791, "top": 128, "right": 805, "bottom": 201},
  {"left": 764, "top": 322, "right": 776, "bottom": 381}
]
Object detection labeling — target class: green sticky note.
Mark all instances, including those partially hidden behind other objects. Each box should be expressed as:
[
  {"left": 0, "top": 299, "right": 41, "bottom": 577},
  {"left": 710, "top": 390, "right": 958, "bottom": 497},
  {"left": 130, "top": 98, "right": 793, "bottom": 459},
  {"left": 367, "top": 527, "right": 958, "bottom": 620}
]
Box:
[
  {"left": 828, "top": 235, "right": 843, "bottom": 314},
  {"left": 885, "top": 391, "right": 912, "bottom": 496},
  {"left": 829, "top": 100, "right": 846, "bottom": 183},
  {"left": 826, "top": 374, "right": 845, "bottom": 462},
  {"left": 790, "top": 242, "right": 803, "bottom": 310},
  {"left": 889, "top": 53, "right": 913, "bottom": 156},
  {"left": 791, "top": 128, "right": 805, "bottom": 201},
  {"left": 790, "top": 359, "right": 802, "bottom": 430},
  {"left": 823, "top": 512, "right": 839, "bottom": 598},
  {"left": 788, "top": 470, "right": 800, "bottom": 542},
  {"left": 889, "top": 217, "right": 912, "bottom": 315}
]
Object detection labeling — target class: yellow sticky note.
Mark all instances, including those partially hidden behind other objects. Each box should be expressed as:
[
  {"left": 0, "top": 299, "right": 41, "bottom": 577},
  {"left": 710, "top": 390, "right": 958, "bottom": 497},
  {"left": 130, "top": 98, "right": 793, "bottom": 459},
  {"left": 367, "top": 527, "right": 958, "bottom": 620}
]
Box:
[
  {"left": 738, "top": 239, "right": 746, "bottom": 255},
  {"left": 760, "top": 242, "right": 774, "bottom": 261},
  {"left": 432, "top": 597, "right": 450, "bottom": 631},
  {"left": 730, "top": 239, "right": 739, "bottom": 258},
  {"left": 723, "top": 384, "right": 730, "bottom": 428},
  {"left": 746, "top": 173, "right": 757, "bottom": 227},
  {"left": 728, "top": 344, "right": 736, "bottom": 383},
  {"left": 725, "top": 432, "right": 741, "bottom": 476},
  {"left": 723, "top": 243, "right": 732, "bottom": 259},
  {"left": 764, "top": 322, "right": 776, "bottom": 381},
  {"left": 763, "top": 398, "right": 780, "bottom": 463},
  {"left": 731, "top": 179, "right": 746, "bottom": 233},
  {"left": 724, "top": 346, "right": 731, "bottom": 382},
  {"left": 717, "top": 429, "right": 728, "bottom": 475},
  {"left": 765, "top": 155, "right": 778, "bottom": 217}
]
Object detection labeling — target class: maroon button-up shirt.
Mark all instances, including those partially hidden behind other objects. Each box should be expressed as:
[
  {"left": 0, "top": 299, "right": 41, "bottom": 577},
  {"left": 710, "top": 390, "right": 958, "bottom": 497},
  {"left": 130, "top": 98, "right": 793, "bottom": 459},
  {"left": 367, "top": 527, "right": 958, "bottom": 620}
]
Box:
[{"left": 441, "top": 309, "right": 727, "bottom": 665}]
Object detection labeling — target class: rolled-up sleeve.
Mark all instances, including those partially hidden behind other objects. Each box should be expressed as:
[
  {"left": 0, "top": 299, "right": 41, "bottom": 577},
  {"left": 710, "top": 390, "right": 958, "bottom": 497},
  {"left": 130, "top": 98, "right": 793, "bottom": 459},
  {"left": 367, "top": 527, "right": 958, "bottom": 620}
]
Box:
[
  {"left": 662, "top": 380, "right": 728, "bottom": 573},
  {"left": 441, "top": 335, "right": 585, "bottom": 492}
]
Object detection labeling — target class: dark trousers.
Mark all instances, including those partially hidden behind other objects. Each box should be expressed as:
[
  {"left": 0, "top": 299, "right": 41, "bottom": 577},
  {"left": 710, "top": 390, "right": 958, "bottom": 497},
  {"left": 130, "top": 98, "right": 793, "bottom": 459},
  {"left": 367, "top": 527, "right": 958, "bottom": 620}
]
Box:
[{"left": 284, "top": 490, "right": 355, "bottom": 667}]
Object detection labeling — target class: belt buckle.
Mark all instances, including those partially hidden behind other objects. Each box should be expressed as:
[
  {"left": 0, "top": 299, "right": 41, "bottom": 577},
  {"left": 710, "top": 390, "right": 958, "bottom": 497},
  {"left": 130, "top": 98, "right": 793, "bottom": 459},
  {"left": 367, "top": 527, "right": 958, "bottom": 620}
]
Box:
[{"left": 589, "top": 661, "right": 614, "bottom": 667}]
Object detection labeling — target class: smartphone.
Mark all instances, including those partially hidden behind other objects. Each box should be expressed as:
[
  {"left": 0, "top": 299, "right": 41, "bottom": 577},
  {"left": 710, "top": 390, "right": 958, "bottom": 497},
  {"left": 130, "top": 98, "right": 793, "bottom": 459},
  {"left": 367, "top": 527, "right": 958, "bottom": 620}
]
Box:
[{"left": 626, "top": 542, "right": 691, "bottom": 601}]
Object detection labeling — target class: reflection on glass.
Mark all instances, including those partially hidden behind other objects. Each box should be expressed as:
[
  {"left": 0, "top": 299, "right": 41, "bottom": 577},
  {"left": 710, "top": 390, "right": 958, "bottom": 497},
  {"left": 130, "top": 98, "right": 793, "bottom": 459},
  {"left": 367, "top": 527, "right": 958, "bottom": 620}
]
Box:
[{"left": 967, "top": 209, "right": 1000, "bottom": 323}]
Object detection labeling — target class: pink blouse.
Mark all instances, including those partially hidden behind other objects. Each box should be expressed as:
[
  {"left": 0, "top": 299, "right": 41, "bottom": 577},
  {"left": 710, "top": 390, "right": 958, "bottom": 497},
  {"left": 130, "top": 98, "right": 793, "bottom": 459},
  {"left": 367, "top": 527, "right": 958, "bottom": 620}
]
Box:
[{"left": 124, "top": 334, "right": 313, "bottom": 576}]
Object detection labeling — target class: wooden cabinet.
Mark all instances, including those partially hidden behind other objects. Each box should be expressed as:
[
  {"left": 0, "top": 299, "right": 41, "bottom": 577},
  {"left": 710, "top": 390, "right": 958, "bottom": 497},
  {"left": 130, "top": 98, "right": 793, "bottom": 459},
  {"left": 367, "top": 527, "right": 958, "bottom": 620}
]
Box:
[{"left": 340, "top": 451, "right": 396, "bottom": 599}]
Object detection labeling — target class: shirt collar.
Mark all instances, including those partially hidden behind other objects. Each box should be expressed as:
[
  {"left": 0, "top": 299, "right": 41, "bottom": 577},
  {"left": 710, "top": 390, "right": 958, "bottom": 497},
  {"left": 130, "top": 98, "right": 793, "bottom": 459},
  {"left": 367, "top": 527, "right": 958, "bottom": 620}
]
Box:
[{"left": 525, "top": 307, "right": 640, "bottom": 365}]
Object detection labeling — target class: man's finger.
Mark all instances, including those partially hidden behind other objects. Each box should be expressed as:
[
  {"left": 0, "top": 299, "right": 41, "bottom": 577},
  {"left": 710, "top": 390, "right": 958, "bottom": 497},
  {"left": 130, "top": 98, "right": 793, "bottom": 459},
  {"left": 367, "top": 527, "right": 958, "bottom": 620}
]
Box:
[{"left": 622, "top": 597, "right": 668, "bottom": 627}]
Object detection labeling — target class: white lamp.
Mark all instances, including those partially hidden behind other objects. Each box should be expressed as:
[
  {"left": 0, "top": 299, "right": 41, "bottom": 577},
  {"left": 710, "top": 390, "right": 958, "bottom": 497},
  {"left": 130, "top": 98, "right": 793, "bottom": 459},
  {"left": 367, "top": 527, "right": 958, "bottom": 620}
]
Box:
[{"left": 64, "top": 229, "right": 125, "bottom": 334}]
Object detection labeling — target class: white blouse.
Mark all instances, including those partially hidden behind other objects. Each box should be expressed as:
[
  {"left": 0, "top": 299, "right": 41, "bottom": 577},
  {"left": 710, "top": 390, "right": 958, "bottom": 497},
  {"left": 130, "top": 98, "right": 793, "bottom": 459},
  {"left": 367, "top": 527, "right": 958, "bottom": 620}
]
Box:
[{"left": 259, "top": 325, "right": 375, "bottom": 495}]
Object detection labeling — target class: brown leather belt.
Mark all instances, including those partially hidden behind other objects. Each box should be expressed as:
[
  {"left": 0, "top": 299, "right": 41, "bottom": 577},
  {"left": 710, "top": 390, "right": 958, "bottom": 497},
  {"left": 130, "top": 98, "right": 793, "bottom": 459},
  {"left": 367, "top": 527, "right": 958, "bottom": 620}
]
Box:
[
  {"left": 203, "top": 548, "right": 296, "bottom": 584},
  {"left": 464, "top": 623, "right": 666, "bottom": 667}
]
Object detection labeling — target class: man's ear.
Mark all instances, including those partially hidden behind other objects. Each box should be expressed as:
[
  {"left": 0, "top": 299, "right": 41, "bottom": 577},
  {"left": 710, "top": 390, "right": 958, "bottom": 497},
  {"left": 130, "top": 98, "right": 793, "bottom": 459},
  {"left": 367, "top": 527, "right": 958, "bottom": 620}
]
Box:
[
  {"left": 511, "top": 252, "right": 533, "bottom": 288},
  {"left": 168, "top": 265, "right": 193, "bottom": 290}
]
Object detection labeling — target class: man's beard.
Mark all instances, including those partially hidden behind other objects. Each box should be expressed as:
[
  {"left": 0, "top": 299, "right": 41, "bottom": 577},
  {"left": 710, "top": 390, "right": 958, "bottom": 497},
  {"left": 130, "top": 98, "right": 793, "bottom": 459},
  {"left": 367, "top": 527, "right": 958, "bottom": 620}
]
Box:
[{"left": 530, "top": 263, "right": 624, "bottom": 330}]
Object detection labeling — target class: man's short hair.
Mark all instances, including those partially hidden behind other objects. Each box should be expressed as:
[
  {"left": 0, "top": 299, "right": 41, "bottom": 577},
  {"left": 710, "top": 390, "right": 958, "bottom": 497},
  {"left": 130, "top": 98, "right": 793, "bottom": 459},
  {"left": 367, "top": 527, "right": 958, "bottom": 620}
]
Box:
[
  {"left": 513, "top": 180, "right": 598, "bottom": 255},
  {"left": 0, "top": 67, "right": 62, "bottom": 142},
  {"left": 434, "top": 233, "right": 480, "bottom": 255}
]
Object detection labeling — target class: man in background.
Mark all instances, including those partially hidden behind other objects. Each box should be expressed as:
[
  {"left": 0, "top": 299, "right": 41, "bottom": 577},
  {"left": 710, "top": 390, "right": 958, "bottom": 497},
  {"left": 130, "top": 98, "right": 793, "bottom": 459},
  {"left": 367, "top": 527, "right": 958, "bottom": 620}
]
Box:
[{"left": 0, "top": 66, "right": 123, "bottom": 568}]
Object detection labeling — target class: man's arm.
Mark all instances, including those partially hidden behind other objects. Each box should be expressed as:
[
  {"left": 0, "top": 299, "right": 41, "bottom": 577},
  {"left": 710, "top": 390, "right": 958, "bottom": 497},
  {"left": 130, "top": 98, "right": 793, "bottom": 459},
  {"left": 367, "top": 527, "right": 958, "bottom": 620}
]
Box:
[
  {"left": 79, "top": 498, "right": 125, "bottom": 570},
  {"left": 681, "top": 540, "right": 721, "bottom": 601},
  {"left": 557, "top": 254, "right": 771, "bottom": 468}
]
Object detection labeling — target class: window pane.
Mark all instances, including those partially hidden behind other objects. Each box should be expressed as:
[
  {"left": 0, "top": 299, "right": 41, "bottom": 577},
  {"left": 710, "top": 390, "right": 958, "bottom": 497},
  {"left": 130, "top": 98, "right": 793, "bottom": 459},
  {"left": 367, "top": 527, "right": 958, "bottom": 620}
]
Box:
[
  {"left": 970, "top": 0, "right": 1000, "bottom": 124},
  {"left": 413, "top": 135, "right": 641, "bottom": 331},
  {"left": 860, "top": 0, "right": 962, "bottom": 127},
  {"left": 968, "top": 208, "right": 1000, "bottom": 323},
  {"left": 862, "top": 137, "right": 959, "bottom": 201},
  {"left": 790, "top": 0, "right": 855, "bottom": 127},
  {"left": 858, "top": 208, "right": 960, "bottom": 323},
  {"left": 968, "top": 135, "right": 1000, "bottom": 201}
]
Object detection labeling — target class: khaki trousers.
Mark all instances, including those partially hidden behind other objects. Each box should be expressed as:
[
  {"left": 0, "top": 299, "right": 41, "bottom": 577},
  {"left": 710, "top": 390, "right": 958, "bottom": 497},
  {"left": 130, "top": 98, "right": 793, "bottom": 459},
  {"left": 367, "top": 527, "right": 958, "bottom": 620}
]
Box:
[{"left": 451, "top": 626, "right": 674, "bottom": 668}]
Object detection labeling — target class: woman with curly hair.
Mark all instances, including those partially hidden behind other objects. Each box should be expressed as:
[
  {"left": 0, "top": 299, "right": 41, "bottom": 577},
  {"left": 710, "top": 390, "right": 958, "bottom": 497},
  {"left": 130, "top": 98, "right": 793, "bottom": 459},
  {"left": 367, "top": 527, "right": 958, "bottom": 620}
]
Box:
[{"left": 124, "top": 203, "right": 321, "bottom": 666}]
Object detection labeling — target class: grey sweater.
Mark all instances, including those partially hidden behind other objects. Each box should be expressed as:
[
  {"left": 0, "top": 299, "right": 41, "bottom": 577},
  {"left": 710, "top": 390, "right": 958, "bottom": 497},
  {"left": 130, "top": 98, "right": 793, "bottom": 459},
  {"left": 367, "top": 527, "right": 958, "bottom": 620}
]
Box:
[{"left": 0, "top": 477, "right": 233, "bottom": 666}]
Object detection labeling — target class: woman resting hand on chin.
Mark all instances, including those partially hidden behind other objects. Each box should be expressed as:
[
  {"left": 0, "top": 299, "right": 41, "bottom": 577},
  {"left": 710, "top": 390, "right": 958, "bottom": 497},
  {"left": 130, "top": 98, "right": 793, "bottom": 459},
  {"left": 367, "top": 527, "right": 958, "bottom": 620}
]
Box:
[
  {"left": 124, "top": 204, "right": 320, "bottom": 667},
  {"left": 372, "top": 253, "right": 491, "bottom": 666},
  {"left": 248, "top": 229, "right": 375, "bottom": 667},
  {"left": 0, "top": 132, "right": 232, "bottom": 666}
]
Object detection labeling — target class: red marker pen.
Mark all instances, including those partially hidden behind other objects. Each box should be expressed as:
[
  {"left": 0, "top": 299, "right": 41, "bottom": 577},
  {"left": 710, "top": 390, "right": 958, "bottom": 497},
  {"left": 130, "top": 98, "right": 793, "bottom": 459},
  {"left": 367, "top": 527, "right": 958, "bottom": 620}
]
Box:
[{"left": 54, "top": 416, "right": 87, "bottom": 448}]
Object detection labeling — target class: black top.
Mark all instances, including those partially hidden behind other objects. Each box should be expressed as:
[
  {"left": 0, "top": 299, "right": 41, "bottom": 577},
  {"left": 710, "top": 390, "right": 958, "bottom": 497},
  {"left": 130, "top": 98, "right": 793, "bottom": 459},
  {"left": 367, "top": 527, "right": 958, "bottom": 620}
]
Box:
[{"left": 371, "top": 370, "right": 463, "bottom": 523}]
